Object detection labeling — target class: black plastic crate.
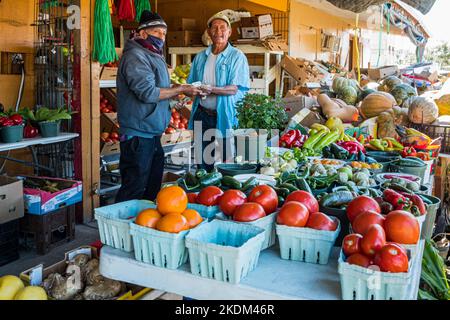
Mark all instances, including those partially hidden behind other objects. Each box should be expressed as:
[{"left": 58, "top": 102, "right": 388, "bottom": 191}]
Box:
[
  {"left": 0, "top": 238, "right": 19, "bottom": 267},
  {"left": 410, "top": 123, "right": 450, "bottom": 154},
  {"left": 0, "top": 219, "right": 19, "bottom": 245}
]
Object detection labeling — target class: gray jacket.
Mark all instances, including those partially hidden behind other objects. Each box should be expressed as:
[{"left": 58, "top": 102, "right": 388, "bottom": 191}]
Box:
[{"left": 117, "top": 39, "right": 171, "bottom": 138}]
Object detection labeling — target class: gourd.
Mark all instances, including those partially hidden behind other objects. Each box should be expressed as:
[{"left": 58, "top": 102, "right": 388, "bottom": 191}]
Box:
[
  {"left": 390, "top": 84, "right": 417, "bottom": 107},
  {"left": 377, "top": 112, "right": 398, "bottom": 139},
  {"left": 408, "top": 97, "right": 439, "bottom": 124},
  {"left": 392, "top": 106, "right": 409, "bottom": 126},
  {"left": 332, "top": 77, "right": 360, "bottom": 94},
  {"left": 378, "top": 76, "right": 402, "bottom": 93},
  {"left": 318, "top": 94, "right": 359, "bottom": 122},
  {"left": 358, "top": 88, "right": 376, "bottom": 103},
  {"left": 360, "top": 92, "right": 397, "bottom": 119},
  {"left": 337, "top": 86, "right": 358, "bottom": 105}
]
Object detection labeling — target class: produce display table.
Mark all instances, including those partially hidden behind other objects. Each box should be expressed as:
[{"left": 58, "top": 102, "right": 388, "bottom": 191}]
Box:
[
  {"left": 99, "top": 241, "right": 424, "bottom": 300},
  {"left": 0, "top": 133, "right": 79, "bottom": 152}
]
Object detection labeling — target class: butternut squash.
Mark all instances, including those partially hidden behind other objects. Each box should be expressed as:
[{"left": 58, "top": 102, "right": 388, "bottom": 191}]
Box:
[{"left": 318, "top": 94, "right": 359, "bottom": 123}]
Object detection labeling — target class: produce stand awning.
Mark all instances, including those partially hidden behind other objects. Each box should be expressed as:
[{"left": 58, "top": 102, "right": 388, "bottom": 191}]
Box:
[{"left": 247, "top": 0, "right": 289, "bottom": 12}]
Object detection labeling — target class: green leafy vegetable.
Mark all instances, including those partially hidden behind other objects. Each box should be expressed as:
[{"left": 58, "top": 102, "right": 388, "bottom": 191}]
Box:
[{"left": 23, "top": 107, "right": 75, "bottom": 122}]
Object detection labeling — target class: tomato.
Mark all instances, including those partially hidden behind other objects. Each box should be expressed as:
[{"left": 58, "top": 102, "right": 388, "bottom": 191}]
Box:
[
  {"left": 179, "top": 123, "right": 186, "bottom": 130},
  {"left": 181, "top": 118, "right": 188, "bottom": 125},
  {"left": 351, "top": 210, "right": 386, "bottom": 235},
  {"left": 101, "top": 132, "right": 110, "bottom": 140},
  {"left": 306, "top": 212, "right": 337, "bottom": 231},
  {"left": 173, "top": 113, "right": 180, "bottom": 120},
  {"left": 103, "top": 108, "right": 111, "bottom": 113},
  {"left": 187, "top": 193, "right": 198, "bottom": 204},
  {"left": 346, "top": 253, "right": 372, "bottom": 268},
  {"left": 342, "top": 234, "right": 363, "bottom": 257},
  {"left": 165, "top": 127, "right": 176, "bottom": 134},
  {"left": 105, "top": 138, "right": 113, "bottom": 143},
  {"left": 285, "top": 191, "right": 319, "bottom": 213},
  {"left": 361, "top": 224, "right": 386, "bottom": 257},
  {"left": 384, "top": 210, "right": 420, "bottom": 245},
  {"left": 219, "top": 190, "right": 247, "bottom": 216},
  {"left": 248, "top": 185, "right": 278, "bottom": 214},
  {"left": 346, "top": 196, "right": 381, "bottom": 222},
  {"left": 233, "top": 202, "right": 266, "bottom": 222},
  {"left": 110, "top": 132, "right": 119, "bottom": 140},
  {"left": 196, "top": 186, "right": 224, "bottom": 207},
  {"left": 276, "top": 201, "right": 309, "bottom": 227},
  {"left": 374, "top": 243, "right": 409, "bottom": 273}
]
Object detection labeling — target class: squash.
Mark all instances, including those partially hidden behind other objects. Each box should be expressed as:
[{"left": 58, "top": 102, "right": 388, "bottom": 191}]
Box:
[
  {"left": 360, "top": 92, "right": 397, "bottom": 119},
  {"left": 392, "top": 106, "right": 409, "bottom": 126},
  {"left": 320, "top": 89, "right": 336, "bottom": 99},
  {"left": 332, "top": 76, "right": 360, "bottom": 94},
  {"left": 378, "top": 76, "right": 402, "bottom": 93},
  {"left": 358, "top": 88, "right": 376, "bottom": 103},
  {"left": 408, "top": 97, "right": 439, "bottom": 124},
  {"left": 337, "top": 86, "right": 358, "bottom": 106},
  {"left": 377, "top": 112, "right": 398, "bottom": 139},
  {"left": 390, "top": 84, "right": 417, "bottom": 107},
  {"left": 436, "top": 93, "right": 450, "bottom": 115},
  {"left": 318, "top": 94, "right": 359, "bottom": 123}
]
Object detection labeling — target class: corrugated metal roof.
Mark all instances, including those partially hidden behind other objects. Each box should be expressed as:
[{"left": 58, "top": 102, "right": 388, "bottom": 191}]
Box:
[{"left": 325, "top": 0, "right": 436, "bottom": 14}]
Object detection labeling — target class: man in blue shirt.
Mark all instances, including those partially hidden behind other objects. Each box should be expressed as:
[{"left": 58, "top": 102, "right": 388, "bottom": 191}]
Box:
[
  {"left": 188, "top": 13, "right": 250, "bottom": 172},
  {"left": 116, "top": 11, "right": 201, "bottom": 203}
]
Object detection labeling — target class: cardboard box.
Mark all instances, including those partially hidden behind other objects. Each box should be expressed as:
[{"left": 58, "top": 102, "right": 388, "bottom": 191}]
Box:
[
  {"left": 281, "top": 55, "right": 324, "bottom": 86},
  {"left": 0, "top": 176, "right": 24, "bottom": 224},
  {"left": 283, "top": 96, "right": 318, "bottom": 119},
  {"left": 161, "top": 129, "right": 193, "bottom": 146},
  {"left": 100, "top": 67, "right": 118, "bottom": 81},
  {"left": 167, "top": 31, "right": 202, "bottom": 47},
  {"left": 100, "top": 112, "right": 120, "bottom": 156},
  {"left": 20, "top": 246, "right": 148, "bottom": 300},
  {"left": 240, "top": 14, "right": 273, "bottom": 39},
  {"left": 286, "top": 108, "right": 325, "bottom": 131},
  {"left": 169, "top": 18, "right": 197, "bottom": 31},
  {"left": 20, "top": 176, "right": 83, "bottom": 215},
  {"left": 368, "top": 65, "right": 399, "bottom": 80}
]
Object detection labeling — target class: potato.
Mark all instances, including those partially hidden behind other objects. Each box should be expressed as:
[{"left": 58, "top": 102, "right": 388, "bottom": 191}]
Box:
[
  {"left": 50, "top": 273, "right": 83, "bottom": 300},
  {"left": 83, "top": 279, "right": 123, "bottom": 300}
]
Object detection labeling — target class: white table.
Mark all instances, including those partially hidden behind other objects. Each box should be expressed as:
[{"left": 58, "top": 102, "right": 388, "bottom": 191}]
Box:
[{"left": 0, "top": 133, "right": 79, "bottom": 152}]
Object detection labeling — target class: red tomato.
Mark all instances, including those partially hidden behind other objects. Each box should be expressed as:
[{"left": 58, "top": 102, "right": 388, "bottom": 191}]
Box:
[
  {"left": 173, "top": 113, "right": 180, "bottom": 120},
  {"left": 285, "top": 191, "right": 319, "bottom": 213},
  {"left": 103, "top": 108, "right": 111, "bottom": 113},
  {"left": 342, "top": 234, "right": 363, "bottom": 257},
  {"left": 276, "top": 201, "right": 309, "bottom": 227},
  {"left": 346, "top": 253, "right": 372, "bottom": 268},
  {"left": 384, "top": 210, "right": 420, "bottom": 245},
  {"left": 110, "top": 132, "right": 119, "bottom": 140},
  {"left": 102, "top": 99, "right": 109, "bottom": 105},
  {"left": 347, "top": 196, "right": 381, "bottom": 222},
  {"left": 187, "top": 193, "right": 198, "bottom": 204},
  {"left": 219, "top": 190, "right": 247, "bottom": 216},
  {"left": 351, "top": 210, "right": 386, "bottom": 235},
  {"left": 361, "top": 224, "right": 386, "bottom": 257},
  {"left": 306, "top": 212, "right": 337, "bottom": 231},
  {"left": 181, "top": 118, "right": 188, "bottom": 125},
  {"left": 196, "top": 186, "right": 224, "bottom": 207},
  {"left": 105, "top": 138, "right": 113, "bottom": 143},
  {"left": 179, "top": 123, "right": 186, "bottom": 130},
  {"left": 171, "top": 108, "right": 177, "bottom": 113},
  {"left": 248, "top": 185, "right": 278, "bottom": 214},
  {"left": 233, "top": 202, "right": 266, "bottom": 222},
  {"left": 374, "top": 243, "right": 409, "bottom": 273},
  {"left": 165, "top": 127, "right": 176, "bottom": 134}
]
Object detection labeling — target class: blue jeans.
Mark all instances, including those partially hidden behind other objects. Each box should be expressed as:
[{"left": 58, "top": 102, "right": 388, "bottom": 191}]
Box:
[{"left": 115, "top": 136, "right": 164, "bottom": 203}]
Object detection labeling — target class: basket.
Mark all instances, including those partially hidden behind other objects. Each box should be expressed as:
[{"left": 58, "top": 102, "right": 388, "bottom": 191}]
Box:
[
  {"left": 216, "top": 163, "right": 258, "bottom": 176},
  {"left": 389, "top": 162, "right": 427, "bottom": 183},
  {"left": 130, "top": 221, "right": 190, "bottom": 270},
  {"left": 187, "top": 203, "right": 221, "bottom": 221},
  {"left": 39, "top": 121, "right": 60, "bottom": 138},
  {"left": 420, "top": 195, "right": 441, "bottom": 240},
  {"left": 0, "top": 125, "right": 24, "bottom": 143},
  {"left": 338, "top": 250, "right": 415, "bottom": 300},
  {"left": 275, "top": 218, "right": 341, "bottom": 265},
  {"left": 185, "top": 220, "right": 265, "bottom": 284},
  {"left": 94, "top": 200, "right": 154, "bottom": 252},
  {"left": 215, "top": 211, "right": 277, "bottom": 250},
  {"left": 410, "top": 122, "right": 449, "bottom": 154}
]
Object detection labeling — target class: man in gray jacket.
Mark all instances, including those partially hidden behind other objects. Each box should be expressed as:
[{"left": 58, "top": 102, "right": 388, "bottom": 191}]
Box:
[{"left": 115, "top": 11, "right": 201, "bottom": 203}]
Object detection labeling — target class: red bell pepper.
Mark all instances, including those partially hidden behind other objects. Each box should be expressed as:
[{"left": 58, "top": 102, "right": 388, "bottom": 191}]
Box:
[
  {"left": 398, "top": 193, "right": 427, "bottom": 216},
  {"left": 24, "top": 124, "right": 39, "bottom": 139},
  {"left": 383, "top": 189, "right": 411, "bottom": 210},
  {"left": 9, "top": 114, "right": 23, "bottom": 126},
  {"left": 337, "top": 141, "right": 366, "bottom": 154},
  {"left": 402, "top": 146, "right": 417, "bottom": 158},
  {"left": 280, "top": 130, "right": 298, "bottom": 148}
]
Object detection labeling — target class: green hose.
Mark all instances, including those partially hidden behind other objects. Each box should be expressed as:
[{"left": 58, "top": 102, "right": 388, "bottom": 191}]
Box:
[{"left": 93, "top": 0, "right": 118, "bottom": 65}]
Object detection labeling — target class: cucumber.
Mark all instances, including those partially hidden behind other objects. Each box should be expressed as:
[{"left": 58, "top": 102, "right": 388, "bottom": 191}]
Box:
[
  {"left": 320, "top": 191, "right": 355, "bottom": 208},
  {"left": 241, "top": 177, "right": 258, "bottom": 192},
  {"left": 185, "top": 172, "right": 198, "bottom": 187},
  {"left": 278, "top": 183, "right": 299, "bottom": 193},
  {"left": 199, "top": 172, "right": 223, "bottom": 187},
  {"left": 295, "top": 178, "right": 312, "bottom": 194},
  {"left": 273, "top": 187, "right": 290, "bottom": 199},
  {"left": 221, "top": 176, "right": 242, "bottom": 189},
  {"left": 195, "top": 169, "right": 208, "bottom": 179}
]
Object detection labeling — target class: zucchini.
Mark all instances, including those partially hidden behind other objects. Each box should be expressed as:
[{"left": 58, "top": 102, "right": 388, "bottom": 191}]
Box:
[
  {"left": 278, "top": 196, "right": 285, "bottom": 207},
  {"left": 320, "top": 191, "right": 355, "bottom": 208},
  {"left": 241, "top": 177, "right": 258, "bottom": 192},
  {"left": 221, "top": 176, "right": 242, "bottom": 189},
  {"left": 278, "top": 183, "right": 299, "bottom": 193},
  {"left": 195, "top": 169, "right": 208, "bottom": 179},
  {"left": 273, "top": 187, "right": 290, "bottom": 199},
  {"left": 199, "top": 172, "right": 223, "bottom": 187},
  {"left": 295, "top": 178, "right": 312, "bottom": 194}
]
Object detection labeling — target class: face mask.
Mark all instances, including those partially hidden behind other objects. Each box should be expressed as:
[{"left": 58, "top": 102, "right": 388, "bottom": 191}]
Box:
[{"left": 145, "top": 35, "right": 165, "bottom": 51}]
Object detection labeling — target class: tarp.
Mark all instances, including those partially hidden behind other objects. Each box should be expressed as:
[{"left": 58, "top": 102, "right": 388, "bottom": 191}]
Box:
[{"left": 325, "top": 0, "right": 436, "bottom": 14}]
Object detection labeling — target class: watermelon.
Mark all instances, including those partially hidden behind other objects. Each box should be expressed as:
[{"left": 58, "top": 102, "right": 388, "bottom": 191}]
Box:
[
  {"left": 391, "top": 84, "right": 417, "bottom": 107},
  {"left": 337, "top": 86, "right": 358, "bottom": 106}
]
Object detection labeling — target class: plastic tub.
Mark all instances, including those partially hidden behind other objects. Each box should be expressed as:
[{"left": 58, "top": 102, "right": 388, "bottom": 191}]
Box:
[
  {"left": 366, "top": 151, "right": 401, "bottom": 162},
  {"left": 0, "top": 125, "right": 24, "bottom": 143},
  {"left": 419, "top": 195, "right": 441, "bottom": 240},
  {"left": 389, "top": 163, "right": 427, "bottom": 183},
  {"left": 39, "top": 121, "right": 60, "bottom": 138},
  {"left": 185, "top": 220, "right": 265, "bottom": 284},
  {"left": 275, "top": 218, "right": 340, "bottom": 265}
]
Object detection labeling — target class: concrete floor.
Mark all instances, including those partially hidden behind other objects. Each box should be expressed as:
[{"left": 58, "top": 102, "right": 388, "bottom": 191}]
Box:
[{"left": 0, "top": 222, "right": 100, "bottom": 277}]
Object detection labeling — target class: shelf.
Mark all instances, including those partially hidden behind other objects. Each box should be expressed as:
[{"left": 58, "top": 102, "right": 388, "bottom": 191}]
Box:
[
  {"left": 100, "top": 80, "right": 117, "bottom": 88},
  {"left": 0, "top": 133, "right": 79, "bottom": 152}
]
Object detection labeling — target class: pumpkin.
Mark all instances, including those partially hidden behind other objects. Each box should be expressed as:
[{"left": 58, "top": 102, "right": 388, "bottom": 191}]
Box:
[
  {"left": 318, "top": 94, "right": 359, "bottom": 123},
  {"left": 408, "top": 97, "right": 439, "bottom": 124},
  {"left": 337, "top": 86, "right": 358, "bottom": 106},
  {"left": 358, "top": 88, "right": 376, "bottom": 103},
  {"left": 436, "top": 94, "right": 450, "bottom": 115},
  {"left": 332, "top": 77, "right": 360, "bottom": 94},
  {"left": 377, "top": 112, "right": 398, "bottom": 139},
  {"left": 378, "top": 76, "right": 402, "bottom": 93},
  {"left": 390, "top": 84, "right": 417, "bottom": 107},
  {"left": 392, "top": 106, "right": 410, "bottom": 126},
  {"left": 360, "top": 92, "right": 397, "bottom": 119}
]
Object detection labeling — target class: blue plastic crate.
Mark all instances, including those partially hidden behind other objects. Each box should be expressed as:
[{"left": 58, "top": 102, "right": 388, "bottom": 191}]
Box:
[
  {"left": 187, "top": 203, "right": 220, "bottom": 221},
  {"left": 338, "top": 249, "right": 415, "bottom": 300},
  {"left": 185, "top": 220, "right": 265, "bottom": 284},
  {"left": 215, "top": 211, "right": 277, "bottom": 250},
  {"left": 94, "top": 200, "right": 154, "bottom": 252},
  {"left": 275, "top": 218, "right": 341, "bottom": 265},
  {"left": 130, "top": 221, "right": 191, "bottom": 270}
]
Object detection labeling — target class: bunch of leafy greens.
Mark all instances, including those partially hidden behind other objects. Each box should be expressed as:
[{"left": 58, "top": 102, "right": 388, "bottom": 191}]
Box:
[
  {"left": 235, "top": 94, "right": 288, "bottom": 132},
  {"left": 24, "top": 107, "right": 75, "bottom": 122},
  {"left": 418, "top": 239, "right": 450, "bottom": 300}
]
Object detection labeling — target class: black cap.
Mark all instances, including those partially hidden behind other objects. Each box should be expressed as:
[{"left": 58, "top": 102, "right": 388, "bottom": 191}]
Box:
[{"left": 137, "top": 11, "right": 167, "bottom": 31}]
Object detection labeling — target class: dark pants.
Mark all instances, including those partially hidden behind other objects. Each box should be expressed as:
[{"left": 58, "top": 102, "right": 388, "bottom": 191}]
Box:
[
  {"left": 115, "top": 136, "right": 164, "bottom": 203},
  {"left": 193, "top": 108, "right": 233, "bottom": 172}
]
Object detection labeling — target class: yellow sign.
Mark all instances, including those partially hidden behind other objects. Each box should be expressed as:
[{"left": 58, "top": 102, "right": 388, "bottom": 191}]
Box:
[{"left": 247, "top": 0, "right": 288, "bottom": 12}]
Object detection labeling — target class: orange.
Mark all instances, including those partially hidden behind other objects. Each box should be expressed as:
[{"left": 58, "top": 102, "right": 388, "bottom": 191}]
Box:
[
  {"left": 156, "top": 186, "right": 188, "bottom": 215},
  {"left": 156, "top": 213, "right": 188, "bottom": 233},
  {"left": 182, "top": 209, "right": 203, "bottom": 229},
  {"left": 135, "top": 208, "right": 161, "bottom": 229}
]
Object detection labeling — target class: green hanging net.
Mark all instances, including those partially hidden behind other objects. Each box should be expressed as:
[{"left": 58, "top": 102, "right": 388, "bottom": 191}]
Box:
[
  {"left": 135, "top": 0, "right": 152, "bottom": 22},
  {"left": 93, "top": 0, "right": 118, "bottom": 65}
]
